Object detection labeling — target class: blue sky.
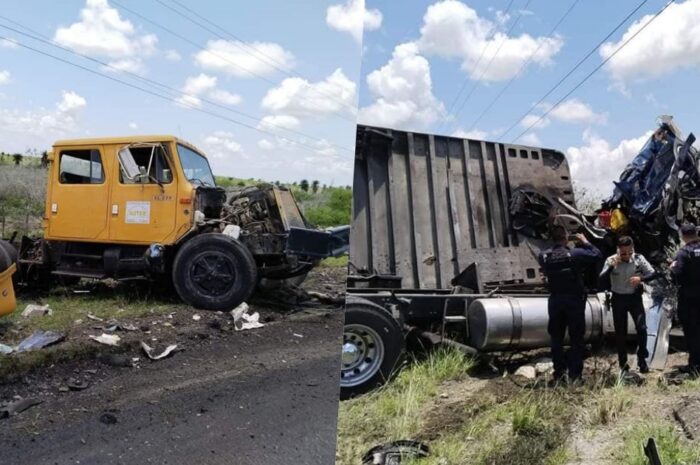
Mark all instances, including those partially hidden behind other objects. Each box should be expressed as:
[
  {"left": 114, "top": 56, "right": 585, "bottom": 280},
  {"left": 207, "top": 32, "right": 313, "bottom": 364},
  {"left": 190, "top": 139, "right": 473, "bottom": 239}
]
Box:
[
  {"left": 0, "top": 0, "right": 367, "bottom": 186},
  {"left": 357, "top": 0, "right": 700, "bottom": 195}
]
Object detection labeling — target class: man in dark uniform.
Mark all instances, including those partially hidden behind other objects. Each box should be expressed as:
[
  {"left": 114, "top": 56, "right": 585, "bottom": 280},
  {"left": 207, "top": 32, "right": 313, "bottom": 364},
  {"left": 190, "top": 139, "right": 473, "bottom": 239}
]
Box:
[
  {"left": 671, "top": 223, "right": 700, "bottom": 373},
  {"left": 538, "top": 225, "right": 602, "bottom": 382}
]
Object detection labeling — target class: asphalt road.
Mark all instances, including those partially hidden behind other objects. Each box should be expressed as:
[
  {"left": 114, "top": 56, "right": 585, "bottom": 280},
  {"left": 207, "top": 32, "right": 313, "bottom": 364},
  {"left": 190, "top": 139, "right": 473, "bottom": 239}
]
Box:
[{"left": 0, "top": 311, "right": 343, "bottom": 465}]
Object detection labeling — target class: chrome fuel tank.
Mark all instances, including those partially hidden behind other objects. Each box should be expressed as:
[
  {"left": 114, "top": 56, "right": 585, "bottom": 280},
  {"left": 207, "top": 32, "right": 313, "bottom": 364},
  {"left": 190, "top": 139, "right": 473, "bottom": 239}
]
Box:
[{"left": 467, "top": 294, "right": 607, "bottom": 351}]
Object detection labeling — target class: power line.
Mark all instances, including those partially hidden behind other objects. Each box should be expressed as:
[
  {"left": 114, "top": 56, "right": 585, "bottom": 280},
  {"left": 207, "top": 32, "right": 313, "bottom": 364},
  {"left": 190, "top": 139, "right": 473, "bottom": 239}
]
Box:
[
  {"left": 0, "top": 35, "right": 348, "bottom": 157},
  {"left": 467, "top": 0, "right": 580, "bottom": 133},
  {"left": 499, "top": 0, "right": 649, "bottom": 141},
  {"left": 449, "top": 0, "right": 533, "bottom": 131},
  {"left": 439, "top": 0, "right": 518, "bottom": 131},
  {"left": 159, "top": 0, "right": 358, "bottom": 113},
  {"left": 109, "top": 0, "right": 356, "bottom": 124},
  {"left": 0, "top": 19, "right": 352, "bottom": 152},
  {"left": 512, "top": 0, "right": 675, "bottom": 143}
]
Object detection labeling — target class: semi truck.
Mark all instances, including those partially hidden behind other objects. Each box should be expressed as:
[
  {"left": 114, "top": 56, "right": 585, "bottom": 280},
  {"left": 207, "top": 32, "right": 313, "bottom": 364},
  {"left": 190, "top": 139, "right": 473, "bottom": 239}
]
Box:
[
  {"left": 0, "top": 135, "right": 349, "bottom": 311},
  {"left": 341, "top": 124, "right": 676, "bottom": 399}
]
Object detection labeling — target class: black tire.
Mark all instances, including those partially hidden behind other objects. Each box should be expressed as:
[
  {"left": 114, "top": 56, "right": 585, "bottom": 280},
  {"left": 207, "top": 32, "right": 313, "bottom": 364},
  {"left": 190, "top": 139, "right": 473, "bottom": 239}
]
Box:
[
  {"left": 172, "top": 233, "right": 258, "bottom": 311},
  {"left": 340, "top": 297, "right": 405, "bottom": 400}
]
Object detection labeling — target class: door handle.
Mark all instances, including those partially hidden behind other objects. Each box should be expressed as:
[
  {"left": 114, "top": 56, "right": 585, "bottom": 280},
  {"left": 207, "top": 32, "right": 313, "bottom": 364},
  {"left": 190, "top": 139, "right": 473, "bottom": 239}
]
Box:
[{"left": 51, "top": 203, "right": 58, "bottom": 214}]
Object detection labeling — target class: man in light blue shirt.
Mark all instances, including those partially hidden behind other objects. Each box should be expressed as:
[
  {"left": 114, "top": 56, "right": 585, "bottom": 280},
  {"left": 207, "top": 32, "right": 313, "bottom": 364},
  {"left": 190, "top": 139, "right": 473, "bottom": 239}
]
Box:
[{"left": 600, "top": 236, "right": 660, "bottom": 373}]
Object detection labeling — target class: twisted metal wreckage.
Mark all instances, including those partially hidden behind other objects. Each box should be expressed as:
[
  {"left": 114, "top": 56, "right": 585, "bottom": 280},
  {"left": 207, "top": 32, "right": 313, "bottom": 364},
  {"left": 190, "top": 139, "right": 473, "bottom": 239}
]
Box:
[
  {"left": 341, "top": 117, "right": 697, "bottom": 398},
  {"left": 510, "top": 115, "right": 700, "bottom": 370}
]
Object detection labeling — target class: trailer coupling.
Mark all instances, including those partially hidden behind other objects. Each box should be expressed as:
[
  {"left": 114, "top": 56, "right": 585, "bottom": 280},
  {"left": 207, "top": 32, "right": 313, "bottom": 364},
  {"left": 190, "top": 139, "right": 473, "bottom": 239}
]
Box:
[{"left": 285, "top": 225, "right": 350, "bottom": 258}]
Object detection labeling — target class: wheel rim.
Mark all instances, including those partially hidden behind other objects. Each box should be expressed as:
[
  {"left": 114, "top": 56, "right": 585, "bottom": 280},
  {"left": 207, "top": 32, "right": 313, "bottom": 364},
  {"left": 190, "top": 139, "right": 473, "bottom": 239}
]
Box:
[
  {"left": 189, "top": 252, "right": 237, "bottom": 296},
  {"left": 341, "top": 323, "right": 385, "bottom": 388}
]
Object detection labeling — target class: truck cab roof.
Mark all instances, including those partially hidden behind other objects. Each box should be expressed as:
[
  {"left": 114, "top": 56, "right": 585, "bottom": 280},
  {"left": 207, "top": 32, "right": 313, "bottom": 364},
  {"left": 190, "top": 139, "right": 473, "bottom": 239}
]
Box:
[{"left": 53, "top": 135, "right": 206, "bottom": 158}]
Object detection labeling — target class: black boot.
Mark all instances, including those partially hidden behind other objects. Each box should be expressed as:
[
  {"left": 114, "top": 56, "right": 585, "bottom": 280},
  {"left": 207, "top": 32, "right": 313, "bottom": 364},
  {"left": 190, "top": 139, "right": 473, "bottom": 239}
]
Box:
[{"left": 638, "top": 360, "right": 649, "bottom": 374}]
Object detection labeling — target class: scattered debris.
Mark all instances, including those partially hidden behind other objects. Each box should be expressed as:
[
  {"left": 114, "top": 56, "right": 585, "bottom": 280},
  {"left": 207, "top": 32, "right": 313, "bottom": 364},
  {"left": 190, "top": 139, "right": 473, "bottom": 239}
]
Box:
[
  {"left": 86, "top": 313, "right": 104, "bottom": 322},
  {"left": 307, "top": 291, "right": 344, "bottom": 305},
  {"left": 0, "top": 343, "right": 14, "bottom": 354},
  {"left": 362, "top": 441, "right": 430, "bottom": 465},
  {"left": 67, "top": 379, "right": 90, "bottom": 391},
  {"left": 293, "top": 333, "right": 304, "bottom": 338},
  {"left": 16, "top": 330, "right": 65, "bottom": 352},
  {"left": 231, "top": 303, "right": 265, "bottom": 331},
  {"left": 21, "top": 304, "right": 52, "bottom": 318},
  {"left": 141, "top": 341, "right": 178, "bottom": 360},
  {"left": 192, "top": 314, "right": 201, "bottom": 321},
  {"left": 0, "top": 398, "right": 42, "bottom": 419},
  {"left": 89, "top": 333, "right": 121, "bottom": 346},
  {"left": 104, "top": 322, "right": 138, "bottom": 332},
  {"left": 99, "top": 411, "right": 118, "bottom": 425},
  {"left": 514, "top": 365, "right": 537, "bottom": 379},
  {"left": 534, "top": 358, "right": 554, "bottom": 375}
]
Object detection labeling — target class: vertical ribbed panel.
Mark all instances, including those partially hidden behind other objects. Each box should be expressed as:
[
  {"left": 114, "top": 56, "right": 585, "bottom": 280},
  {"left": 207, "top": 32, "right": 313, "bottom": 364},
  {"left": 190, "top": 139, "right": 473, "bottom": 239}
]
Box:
[{"left": 350, "top": 126, "right": 576, "bottom": 290}]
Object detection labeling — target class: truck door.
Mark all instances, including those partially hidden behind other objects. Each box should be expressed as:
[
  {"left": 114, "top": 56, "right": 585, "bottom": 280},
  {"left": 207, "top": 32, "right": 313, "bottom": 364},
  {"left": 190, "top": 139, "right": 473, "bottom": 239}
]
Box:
[
  {"left": 47, "top": 146, "right": 110, "bottom": 240},
  {"left": 108, "top": 144, "right": 178, "bottom": 244}
]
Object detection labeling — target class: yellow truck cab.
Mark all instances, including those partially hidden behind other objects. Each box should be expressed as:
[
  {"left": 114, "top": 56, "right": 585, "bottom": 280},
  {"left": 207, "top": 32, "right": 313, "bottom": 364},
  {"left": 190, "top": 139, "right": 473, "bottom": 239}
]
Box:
[{"left": 4, "top": 136, "right": 349, "bottom": 311}]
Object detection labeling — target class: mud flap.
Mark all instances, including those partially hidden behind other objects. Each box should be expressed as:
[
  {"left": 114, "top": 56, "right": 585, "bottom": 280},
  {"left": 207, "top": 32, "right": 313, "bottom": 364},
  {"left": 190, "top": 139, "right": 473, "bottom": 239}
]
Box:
[
  {"left": 645, "top": 295, "right": 672, "bottom": 370},
  {"left": 285, "top": 225, "right": 350, "bottom": 258}
]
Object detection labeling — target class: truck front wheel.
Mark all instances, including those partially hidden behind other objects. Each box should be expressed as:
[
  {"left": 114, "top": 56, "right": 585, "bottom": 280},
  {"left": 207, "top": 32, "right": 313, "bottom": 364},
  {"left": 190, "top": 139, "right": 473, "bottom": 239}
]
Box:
[
  {"left": 172, "top": 234, "right": 257, "bottom": 311},
  {"left": 340, "top": 298, "right": 404, "bottom": 399}
]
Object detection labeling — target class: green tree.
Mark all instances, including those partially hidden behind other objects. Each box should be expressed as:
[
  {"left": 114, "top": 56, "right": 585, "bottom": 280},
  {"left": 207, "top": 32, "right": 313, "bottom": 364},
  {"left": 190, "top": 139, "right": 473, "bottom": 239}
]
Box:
[
  {"left": 13, "top": 153, "right": 22, "bottom": 165},
  {"left": 300, "top": 179, "right": 309, "bottom": 192},
  {"left": 311, "top": 180, "right": 320, "bottom": 193}
]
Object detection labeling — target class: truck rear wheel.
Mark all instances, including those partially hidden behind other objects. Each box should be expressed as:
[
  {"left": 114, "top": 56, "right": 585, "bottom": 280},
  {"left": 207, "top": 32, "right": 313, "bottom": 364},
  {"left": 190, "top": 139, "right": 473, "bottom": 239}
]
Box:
[
  {"left": 340, "top": 297, "right": 404, "bottom": 399},
  {"left": 172, "top": 233, "right": 257, "bottom": 311}
]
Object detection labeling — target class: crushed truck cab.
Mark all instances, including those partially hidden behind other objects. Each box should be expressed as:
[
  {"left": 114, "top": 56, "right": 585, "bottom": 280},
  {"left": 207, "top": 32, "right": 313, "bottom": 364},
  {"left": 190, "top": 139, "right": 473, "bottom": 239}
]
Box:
[{"left": 8, "top": 135, "right": 348, "bottom": 311}]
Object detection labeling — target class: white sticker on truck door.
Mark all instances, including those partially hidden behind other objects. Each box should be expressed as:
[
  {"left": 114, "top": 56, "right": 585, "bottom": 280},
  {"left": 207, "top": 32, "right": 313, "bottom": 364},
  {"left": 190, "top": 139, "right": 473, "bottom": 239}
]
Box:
[{"left": 125, "top": 201, "right": 151, "bottom": 224}]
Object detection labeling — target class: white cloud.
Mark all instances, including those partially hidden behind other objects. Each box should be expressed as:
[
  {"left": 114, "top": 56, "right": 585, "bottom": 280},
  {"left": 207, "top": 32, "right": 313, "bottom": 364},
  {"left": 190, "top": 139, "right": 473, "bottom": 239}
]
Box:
[
  {"left": 0, "top": 91, "right": 87, "bottom": 139},
  {"left": 258, "top": 139, "right": 275, "bottom": 150},
  {"left": 0, "top": 71, "right": 10, "bottom": 85},
  {"left": 326, "top": 0, "right": 383, "bottom": 43},
  {"left": 208, "top": 89, "right": 242, "bottom": 106},
  {"left": 520, "top": 132, "right": 541, "bottom": 145},
  {"left": 451, "top": 128, "right": 488, "bottom": 139},
  {"left": 194, "top": 39, "right": 294, "bottom": 78},
  {"left": 54, "top": 0, "right": 157, "bottom": 73},
  {"left": 261, "top": 68, "right": 356, "bottom": 119},
  {"left": 182, "top": 73, "right": 217, "bottom": 96},
  {"left": 565, "top": 129, "right": 653, "bottom": 194},
  {"left": 175, "top": 74, "right": 241, "bottom": 109},
  {"left": 358, "top": 42, "right": 445, "bottom": 129},
  {"left": 520, "top": 114, "right": 550, "bottom": 129},
  {"left": 202, "top": 131, "right": 244, "bottom": 160},
  {"left": 258, "top": 115, "right": 301, "bottom": 131},
  {"left": 105, "top": 58, "right": 145, "bottom": 74},
  {"left": 0, "top": 38, "right": 18, "bottom": 49},
  {"left": 601, "top": 0, "right": 700, "bottom": 83},
  {"left": 164, "top": 49, "right": 181, "bottom": 61},
  {"left": 417, "top": 0, "right": 563, "bottom": 82},
  {"left": 128, "top": 122, "right": 138, "bottom": 129},
  {"left": 546, "top": 98, "right": 607, "bottom": 125}
]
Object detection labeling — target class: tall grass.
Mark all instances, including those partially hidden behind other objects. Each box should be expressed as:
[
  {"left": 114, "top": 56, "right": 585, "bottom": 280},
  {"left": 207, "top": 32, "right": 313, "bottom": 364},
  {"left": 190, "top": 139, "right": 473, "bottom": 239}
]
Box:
[{"left": 616, "top": 421, "right": 700, "bottom": 465}]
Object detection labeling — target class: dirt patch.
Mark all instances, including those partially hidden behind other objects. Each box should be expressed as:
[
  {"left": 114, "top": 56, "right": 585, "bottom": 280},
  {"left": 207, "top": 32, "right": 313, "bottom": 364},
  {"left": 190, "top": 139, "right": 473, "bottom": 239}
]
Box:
[{"left": 673, "top": 394, "right": 700, "bottom": 440}]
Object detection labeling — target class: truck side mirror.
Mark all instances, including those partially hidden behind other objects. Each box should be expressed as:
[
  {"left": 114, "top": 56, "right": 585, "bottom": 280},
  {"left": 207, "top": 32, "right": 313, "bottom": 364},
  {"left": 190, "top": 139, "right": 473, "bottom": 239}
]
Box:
[
  {"left": 162, "top": 169, "right": 172, "bottom": 183},
  {"left": 118, "top": 147, "right": 141, "bottom": 180}
]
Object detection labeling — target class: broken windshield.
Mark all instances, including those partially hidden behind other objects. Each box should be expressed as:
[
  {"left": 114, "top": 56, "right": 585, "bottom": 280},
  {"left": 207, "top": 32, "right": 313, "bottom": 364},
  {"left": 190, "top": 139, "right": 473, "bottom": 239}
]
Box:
[{"left": 177, "top": 143, "right": 216, "bottom": 187}]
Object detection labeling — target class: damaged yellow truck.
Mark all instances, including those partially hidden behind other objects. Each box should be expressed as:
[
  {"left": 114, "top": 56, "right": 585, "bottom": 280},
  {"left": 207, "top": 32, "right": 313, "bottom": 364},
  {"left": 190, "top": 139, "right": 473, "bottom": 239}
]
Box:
[{"left": 0, "top": 136, "right": 348, "bottom": 311}]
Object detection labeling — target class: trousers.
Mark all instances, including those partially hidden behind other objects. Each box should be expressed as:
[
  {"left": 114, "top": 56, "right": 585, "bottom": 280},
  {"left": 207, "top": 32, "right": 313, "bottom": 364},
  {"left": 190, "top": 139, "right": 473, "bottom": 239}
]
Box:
[
  {"left": 678, "top": 298, "right": 700, "bottom": 370},
  {"left": 611, "top": 293, "right": 648, "bottom": 368},
  {"left": 548, "top": 294, "right": 586, "bottom": 380}
]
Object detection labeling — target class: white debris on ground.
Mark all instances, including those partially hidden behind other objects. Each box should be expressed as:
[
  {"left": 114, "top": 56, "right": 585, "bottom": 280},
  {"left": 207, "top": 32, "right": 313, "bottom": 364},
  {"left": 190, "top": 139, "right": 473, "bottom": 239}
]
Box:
[
  {"left": 192, "top": 314, "right": 201, "bottom": 321},
  {"left": 230, "top": 302, "right": 265, "bottom": 331},
  {"left": 89, "top": 333, "right": 121, "bottom": 346},
  {"left": 514, "top": 365, "right": 537, "bottom": 379},
  {"left": 140, "top": 341, "right": 178, "bottom": 360},
  {"left": 21, "top": 304, "right": 52, "bottom": 318}
]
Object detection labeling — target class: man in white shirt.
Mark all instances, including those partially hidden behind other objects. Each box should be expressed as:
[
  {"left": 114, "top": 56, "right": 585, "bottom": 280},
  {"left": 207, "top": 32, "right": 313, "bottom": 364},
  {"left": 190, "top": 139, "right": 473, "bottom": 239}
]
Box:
[{"left": 599, "top": 236, "right": 660, "bottom": 373}]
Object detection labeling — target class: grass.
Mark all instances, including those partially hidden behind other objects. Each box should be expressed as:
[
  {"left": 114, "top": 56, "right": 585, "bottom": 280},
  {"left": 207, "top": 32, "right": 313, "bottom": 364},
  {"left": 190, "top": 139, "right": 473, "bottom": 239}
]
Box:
[
  {"left": 616, "top": 421, "right": 700, "bottom": 465},
  {"left": 319, "top": 255, "right": 348, "bottom": 268},
  {"left": 336, "top": 348, "right": 475, "bottom": 465}
]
